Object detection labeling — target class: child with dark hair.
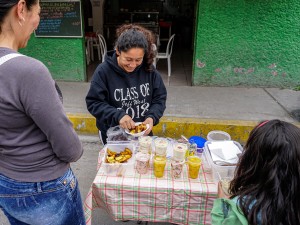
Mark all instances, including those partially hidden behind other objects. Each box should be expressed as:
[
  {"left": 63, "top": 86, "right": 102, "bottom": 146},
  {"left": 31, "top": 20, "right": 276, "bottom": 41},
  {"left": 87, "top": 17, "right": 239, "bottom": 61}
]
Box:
[
  {"left": 211, "top": 119, "right": 300, "bottom": 225},
  {"left": 86, "top": 24, "right": 167, "bottom": 144}
]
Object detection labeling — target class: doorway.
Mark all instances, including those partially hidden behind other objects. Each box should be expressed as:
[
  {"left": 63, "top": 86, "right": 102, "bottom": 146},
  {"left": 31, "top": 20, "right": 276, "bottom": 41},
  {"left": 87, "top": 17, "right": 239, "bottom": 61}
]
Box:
[{"left": 83, "top": 0, "right": 196, "bottom": 86}]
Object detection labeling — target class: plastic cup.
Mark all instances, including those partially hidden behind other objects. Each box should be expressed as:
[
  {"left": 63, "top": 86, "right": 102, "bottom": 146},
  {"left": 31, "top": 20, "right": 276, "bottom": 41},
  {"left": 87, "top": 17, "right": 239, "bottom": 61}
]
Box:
[
  {"left": 173, "top": 143, "right": 188, "bottom": 161},
  {"left": 135, "top": 152, "right": 150, "bottom": 174},
  {"left": 187, "top": 156, "right": 202, "bottom": 179},
  {"left": 220, "top": 177, "right": 232, "bottom": 196},
  {"left": 154, "top": 138, "right": 168, "bottom": 156},
  {"left": 171, "top": 159, "right": 185, "bottom": 179},
  {"left": 153, "top": 155, "right": 167, "bottom": 178},
  {"left": 217, "top": 172, "right": 233, "bottom": 195},
  {"left": 138, "top": 136, "right": 152, "bottom": 154}
]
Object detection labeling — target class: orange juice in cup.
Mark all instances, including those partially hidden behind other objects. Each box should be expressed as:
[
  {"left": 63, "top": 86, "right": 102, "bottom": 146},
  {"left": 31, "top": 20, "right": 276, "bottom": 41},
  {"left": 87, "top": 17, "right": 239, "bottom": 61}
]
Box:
[
  {"left": 187, "top": 156, "right": 201, "bottom": 179},
  {"left": 153, "top": 155, "right": 167, "bottom": 178}
]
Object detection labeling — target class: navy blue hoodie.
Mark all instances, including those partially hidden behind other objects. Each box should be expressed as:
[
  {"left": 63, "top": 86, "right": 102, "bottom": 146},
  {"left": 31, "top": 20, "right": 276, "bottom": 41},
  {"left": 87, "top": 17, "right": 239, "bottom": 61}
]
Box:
[{"left": 86, "top": 50, "right": 167, "bottom": 142}]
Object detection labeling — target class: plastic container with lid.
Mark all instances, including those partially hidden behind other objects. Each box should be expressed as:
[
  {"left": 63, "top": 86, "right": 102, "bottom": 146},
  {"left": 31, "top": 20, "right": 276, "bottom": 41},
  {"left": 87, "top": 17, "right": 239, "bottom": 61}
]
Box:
[
  {"left": 189, "top": 136, "right": 206, "bottom": 148},
  {"left": 106, "top": 125, "right": 129, "bottom": 142},
  {"left": 204, "top": 141, "right": 242, "bottom": 182},
  {"left": 207, "top": 130, "right": 231, "bottom": 142},
  {"left": 102, "top": 143, "right": 136, "bottom": 176}
]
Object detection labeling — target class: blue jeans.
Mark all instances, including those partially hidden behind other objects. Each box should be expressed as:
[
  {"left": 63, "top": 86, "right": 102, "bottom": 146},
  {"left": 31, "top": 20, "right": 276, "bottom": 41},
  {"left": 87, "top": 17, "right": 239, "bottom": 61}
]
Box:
[{"left": 0, "top": 168, "right": 85, "bottom": 225}]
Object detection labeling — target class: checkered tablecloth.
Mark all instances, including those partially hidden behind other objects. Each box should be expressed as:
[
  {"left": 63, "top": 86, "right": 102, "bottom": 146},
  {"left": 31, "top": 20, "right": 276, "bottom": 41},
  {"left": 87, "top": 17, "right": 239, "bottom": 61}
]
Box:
[{"left": 84, "top": 149, "right": 217, "bottom": 225}]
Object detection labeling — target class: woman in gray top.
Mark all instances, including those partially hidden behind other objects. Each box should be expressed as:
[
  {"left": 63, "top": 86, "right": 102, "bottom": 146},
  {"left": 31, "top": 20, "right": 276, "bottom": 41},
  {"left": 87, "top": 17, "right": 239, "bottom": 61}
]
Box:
[{"left": 0, "top": 1, "right": 85, "bottom": 224}]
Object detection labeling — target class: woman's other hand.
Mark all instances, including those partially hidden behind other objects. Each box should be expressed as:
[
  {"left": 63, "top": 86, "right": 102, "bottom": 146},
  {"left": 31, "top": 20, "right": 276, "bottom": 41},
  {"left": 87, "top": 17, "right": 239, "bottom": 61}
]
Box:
[
  {"left": 119, "top": 115, "right": 135, "bottom": 130},
  {"left": 143, "top": 117, "right": 153, "bottom": 135}
]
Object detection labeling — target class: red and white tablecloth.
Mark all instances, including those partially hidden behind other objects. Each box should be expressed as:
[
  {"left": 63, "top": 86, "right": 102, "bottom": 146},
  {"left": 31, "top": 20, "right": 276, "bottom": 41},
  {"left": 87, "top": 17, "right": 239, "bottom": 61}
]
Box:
[{"left": 84, "top": 151, "right": 217, "bottom": 225}]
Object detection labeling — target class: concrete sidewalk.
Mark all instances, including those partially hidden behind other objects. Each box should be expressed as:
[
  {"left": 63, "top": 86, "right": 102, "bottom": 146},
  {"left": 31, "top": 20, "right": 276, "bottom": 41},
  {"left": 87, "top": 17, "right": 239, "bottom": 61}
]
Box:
[{"left": 59, "top": 81, "right": 300, "bottom": 144}]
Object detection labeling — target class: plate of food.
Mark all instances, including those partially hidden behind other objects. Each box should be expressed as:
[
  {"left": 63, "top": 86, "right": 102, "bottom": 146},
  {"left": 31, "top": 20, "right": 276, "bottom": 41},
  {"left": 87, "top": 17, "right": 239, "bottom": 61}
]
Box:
[{"left": 125, "top": 122, "right": 150, "bottom": 137}]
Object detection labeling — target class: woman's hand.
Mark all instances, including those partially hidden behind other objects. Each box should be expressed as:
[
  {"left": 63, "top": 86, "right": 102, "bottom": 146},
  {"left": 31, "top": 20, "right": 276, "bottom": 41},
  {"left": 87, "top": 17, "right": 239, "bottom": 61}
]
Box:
[
  {"left": 119, "top": 115, "right": 135, "bottom": 131},
  {"left": 143, "top": 117, "right": 153, "bottom": 135}
]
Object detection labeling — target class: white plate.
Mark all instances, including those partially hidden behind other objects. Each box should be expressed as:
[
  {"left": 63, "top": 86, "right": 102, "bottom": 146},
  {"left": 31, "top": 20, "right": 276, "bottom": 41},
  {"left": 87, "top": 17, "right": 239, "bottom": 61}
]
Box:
[{"left": 125, "top": 122, "right": 150, "bottom": 137}]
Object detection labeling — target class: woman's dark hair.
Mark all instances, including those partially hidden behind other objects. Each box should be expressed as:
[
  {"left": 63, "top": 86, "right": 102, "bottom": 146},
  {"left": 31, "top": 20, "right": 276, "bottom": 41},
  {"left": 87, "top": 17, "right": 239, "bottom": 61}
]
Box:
[
  {"left": 115, "top": 24, "right": 156, "bottom": 71},
  {"left": 229, "top": 119, "right": 300, "bottom": 225},
  {"left": 0, "top": 0, "right": 38, "bottom": 32}
]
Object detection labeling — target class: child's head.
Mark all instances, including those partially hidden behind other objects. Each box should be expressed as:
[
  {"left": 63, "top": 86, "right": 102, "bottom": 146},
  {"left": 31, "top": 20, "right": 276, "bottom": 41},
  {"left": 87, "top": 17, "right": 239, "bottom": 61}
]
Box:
[{"left": 230, "top": 119, "right": 300, "bottom": 224}]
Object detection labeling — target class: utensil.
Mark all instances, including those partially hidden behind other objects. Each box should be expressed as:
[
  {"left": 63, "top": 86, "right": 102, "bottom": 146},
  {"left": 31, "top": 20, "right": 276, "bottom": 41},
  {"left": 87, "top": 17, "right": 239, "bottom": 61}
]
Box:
[{"left": 181, "top": 135, "right": 189, "bottom": 142}]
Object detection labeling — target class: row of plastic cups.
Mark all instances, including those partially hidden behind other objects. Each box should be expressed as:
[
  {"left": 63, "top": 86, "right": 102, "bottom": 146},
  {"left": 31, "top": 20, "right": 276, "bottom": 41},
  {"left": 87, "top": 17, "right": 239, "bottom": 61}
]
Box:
[
  {"left": 139, "top": 136, "right": 194, "bottom": 161},
  {"left": 135, "top": 153, "right": 167, "bottom": 177},
  {"left": 153, "top": 155, "right": 202, "bottom": 179},
  {"left": 138, "top": 136, "right": 169, "bottom": 156},
  {"left": 136, "top": 152, "right": 202, "bottom": 179}
]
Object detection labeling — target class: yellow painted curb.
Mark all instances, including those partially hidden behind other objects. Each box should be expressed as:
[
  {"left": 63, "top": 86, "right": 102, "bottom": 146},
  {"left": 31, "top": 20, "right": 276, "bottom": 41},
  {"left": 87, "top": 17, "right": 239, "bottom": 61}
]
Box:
[
  {"left": 67, "top": 113, "right": 300, "bottom": 144},
  {"left": 67, "top": 113, "right": 267, "bottom": 144}
]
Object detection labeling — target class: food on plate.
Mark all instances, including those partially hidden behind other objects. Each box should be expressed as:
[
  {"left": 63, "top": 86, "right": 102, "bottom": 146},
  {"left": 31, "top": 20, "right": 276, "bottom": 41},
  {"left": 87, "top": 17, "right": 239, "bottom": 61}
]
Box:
[
  {"left": 106, "top": 148, "right": 132, "bottom": 163},
  {"left": 129, "top": 123, "right": 147, "bottom": 134}
]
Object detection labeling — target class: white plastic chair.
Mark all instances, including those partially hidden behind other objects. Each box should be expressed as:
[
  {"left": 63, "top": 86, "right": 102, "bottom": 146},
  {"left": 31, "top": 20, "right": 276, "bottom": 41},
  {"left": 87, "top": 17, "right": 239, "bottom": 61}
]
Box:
[
  {"left": 155, "top": 34, "right": 175, "bottom": 85},
  {"left": 97, "top": 34, "right": 107, "bottom": 63},
  {"left": 85, "top": 38, "right": 92, "bottom": 65},
  {"left": 90, "top": 33, "right": 101, "bottom": 61},
  {"left": 152, "top": 43, "right": 158, "bottom": 68}
]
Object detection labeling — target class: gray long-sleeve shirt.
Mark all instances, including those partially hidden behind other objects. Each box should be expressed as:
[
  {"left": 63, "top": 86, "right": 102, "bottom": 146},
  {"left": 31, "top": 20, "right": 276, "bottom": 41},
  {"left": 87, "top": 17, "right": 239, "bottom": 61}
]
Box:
[{"left": 0, "top": 48, "right": 83, "bottom": 182}]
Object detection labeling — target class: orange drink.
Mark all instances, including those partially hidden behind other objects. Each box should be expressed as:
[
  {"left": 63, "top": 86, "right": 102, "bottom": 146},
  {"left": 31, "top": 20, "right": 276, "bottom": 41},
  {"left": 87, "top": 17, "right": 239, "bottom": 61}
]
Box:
[
  {"left": 187, "top": 156, "right": 201, "bottom": 179},
  {"left": 153, "top": 155, "right": 167, "bottom": 178}
]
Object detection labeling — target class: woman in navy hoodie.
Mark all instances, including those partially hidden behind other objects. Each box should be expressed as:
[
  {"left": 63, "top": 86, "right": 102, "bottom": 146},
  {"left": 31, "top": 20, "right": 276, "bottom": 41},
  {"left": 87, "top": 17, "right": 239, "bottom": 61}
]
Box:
[{"left": 86, "top": 24, "right": 167, "bottom": 144}]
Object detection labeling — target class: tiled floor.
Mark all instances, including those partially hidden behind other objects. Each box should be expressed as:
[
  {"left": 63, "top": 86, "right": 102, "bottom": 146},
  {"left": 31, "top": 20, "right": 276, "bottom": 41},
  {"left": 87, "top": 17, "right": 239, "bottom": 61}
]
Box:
[{"left": 86, "top": 45, "right": 193, "bottom": 86}]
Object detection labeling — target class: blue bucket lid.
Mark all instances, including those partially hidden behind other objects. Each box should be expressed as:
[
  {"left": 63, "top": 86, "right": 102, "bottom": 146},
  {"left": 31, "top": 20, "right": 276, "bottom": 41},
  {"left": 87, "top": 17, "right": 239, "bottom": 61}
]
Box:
[{"left": 189, "top": 136, "right": 207, "bottom": 148}]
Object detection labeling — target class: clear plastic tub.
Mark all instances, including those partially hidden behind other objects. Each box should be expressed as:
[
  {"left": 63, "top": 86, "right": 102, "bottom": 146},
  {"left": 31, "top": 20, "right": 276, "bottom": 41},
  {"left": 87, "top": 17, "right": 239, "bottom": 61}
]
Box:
[
  {"left": 106, "top": 125, "right": 129, "bottom": 142},
  {"left": 207, "top": 130, "right": 231, "bottom": 142},
  {"left": 102, "top": 143, "right": 136, "bottom": 176},
  {"left": 204, "top": 141, "right": 243, "bottom": 182}
]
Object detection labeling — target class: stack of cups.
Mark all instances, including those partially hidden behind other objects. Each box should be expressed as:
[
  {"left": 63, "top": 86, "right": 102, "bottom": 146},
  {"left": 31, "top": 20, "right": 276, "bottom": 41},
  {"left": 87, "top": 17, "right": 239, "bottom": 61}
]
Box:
[
  {"left": 171, "top": 143, "right": 188, "bottom": 179},
  {"left": 154, "top": 138, "right": 168, "bottom": 156},
  {"left": 138, "top": 136, "right": 153, "bottom": 154},
  {"left": 152, "top": 138, "right": 168, "bottom": 178}
]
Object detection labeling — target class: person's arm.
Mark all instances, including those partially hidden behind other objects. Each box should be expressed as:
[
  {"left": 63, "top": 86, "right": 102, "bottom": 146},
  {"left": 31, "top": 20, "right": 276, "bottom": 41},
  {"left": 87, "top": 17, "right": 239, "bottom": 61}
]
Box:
[
  {"left": 145, "top": 71, "right": 167, "bottom": 126},
  {"left": 20, "top": 59, "right": 82, "bottom": 162},
  {"left": 85, "top": 75, "right": 127, "bottom": 128},
  {"left": 211, "top": 197, "right": 248, "bottom": 225}
]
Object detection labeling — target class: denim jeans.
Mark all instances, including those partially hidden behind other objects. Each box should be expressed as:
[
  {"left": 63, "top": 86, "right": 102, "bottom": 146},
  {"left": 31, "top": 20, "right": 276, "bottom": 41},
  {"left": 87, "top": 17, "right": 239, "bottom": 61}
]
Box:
[{"left": 0, "top": 168, "right": 85, "bottom": 225}]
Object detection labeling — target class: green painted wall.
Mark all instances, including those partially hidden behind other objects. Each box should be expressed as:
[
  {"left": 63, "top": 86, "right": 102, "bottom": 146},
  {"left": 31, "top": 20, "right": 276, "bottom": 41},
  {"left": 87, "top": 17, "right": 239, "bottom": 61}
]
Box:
[
  {"left": 193, "top": 0, "right": 300, "bottom": 88},
  {"left": 20, "top": 35, "right": 86, "bottom": 82}
]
